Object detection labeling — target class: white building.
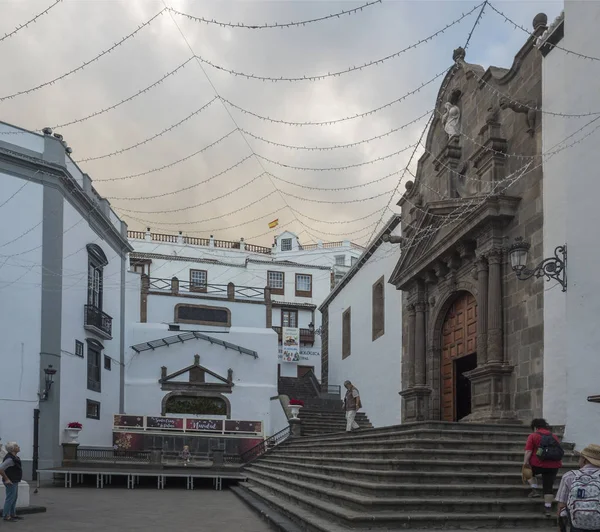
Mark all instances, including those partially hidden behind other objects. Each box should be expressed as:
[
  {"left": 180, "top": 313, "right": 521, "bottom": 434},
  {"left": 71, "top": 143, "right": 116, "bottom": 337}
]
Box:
[
  {"left": 128, "top": 229, "right": 363, "bottom": 383},
  {"left": 319, "top": 215, "right": 403, "bottom": 427},
  {"left": 539, "top": 3, "right": 600, "bottom": 448},
  {"left": 0, "top": 123, "right": 132, "bottom": 475}
]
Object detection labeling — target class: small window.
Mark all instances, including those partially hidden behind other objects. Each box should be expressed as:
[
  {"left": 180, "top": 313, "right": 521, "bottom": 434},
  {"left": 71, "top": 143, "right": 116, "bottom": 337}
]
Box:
[
  {"left": 104, "top": 355, "right": 112, "bottom": 371},
  {"left": 190, "top": 269, "right": 208, "bottom": 292},
  {"left": 335, "top": 255, "right": 346, "bottom": 266},
  {"left": 75, "top": 340, "right": 84, "bottom": 358},
  {"left": 295, "top": 274, "right": 312, "bottom": 297},
  {"left": 351, "top": 257, "right": 358, "bottom": 266},
  {"left": 342, "top": 307, "right": 351, "bottom": 359},
  {"left": 267, "top": 271, "right": 285, "bottom": 295},
  {"left": 175, "top": 304, "right": 231, "bottom": 327},
  {"left": 86, "top": 399, "right": 101, "bottom": 420},
  {"left": 281, "top": 238, "right": 292, "bottom": 251},
  {"left": 372, "top": 276, "right": 385, "bottom": 341}
]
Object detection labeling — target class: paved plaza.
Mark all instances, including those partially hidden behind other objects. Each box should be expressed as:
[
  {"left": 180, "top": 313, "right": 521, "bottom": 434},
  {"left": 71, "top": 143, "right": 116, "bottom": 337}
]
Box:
[{"left": 14, "top": 485, "right": 272, "bottom": 531}]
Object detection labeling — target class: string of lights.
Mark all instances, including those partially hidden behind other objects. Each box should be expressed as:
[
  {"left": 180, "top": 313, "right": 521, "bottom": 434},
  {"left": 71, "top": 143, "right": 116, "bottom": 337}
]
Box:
[
  {"left": 240, "top": 110, "right": 431, "bottom": 151},
  {"left": 168, "top": 1, "right": 381, "bottom": 30},
  {"left": 116, "top": 172, "right": 268, "bottom": 214},
  {"left": 0, "top": 0, "right": 63, "bottom": 44},
  {"left": 96, "top": 130, "right": 242, "bottom": 182},
  {"left": 0, "top": 9, "right": 166, "bottom": 103},
  {"left": 267, "top": 169, "right": 400, "bottom": 191},
  {"left": 106, "top": 159, "right": 258, "bottom": 202},
  {"left": 367, "top": 0, "right": 487, "bottom": 243},
  {"left": 488, "top": 3, "right": 600, "bottom": 62},
  {"left": 255, "top": 143, "right": 417, "bottom": 172},
  {"left": 192, "top": 3, "right": 482, "bottom": 83},
  {"left": 163, "top": 2, "right": 321, "bottom": 245},
  {"left": 77, "top": 97, "right": 219, "bottom": 162},
  {"left": 221, "top": 71, "right": 446, "bottom": 126}
]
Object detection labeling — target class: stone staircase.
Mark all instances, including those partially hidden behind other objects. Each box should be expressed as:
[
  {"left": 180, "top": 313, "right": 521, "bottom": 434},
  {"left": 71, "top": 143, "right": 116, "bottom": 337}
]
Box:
[
  {"left": 278, "top": 376, "right": 318, "bottom": 400},
  {"left": 234, "top": 422, "right": 577, "bottom": 530},
  {"left": 299, "top": 407, "right": 373, "bottom": 436}
]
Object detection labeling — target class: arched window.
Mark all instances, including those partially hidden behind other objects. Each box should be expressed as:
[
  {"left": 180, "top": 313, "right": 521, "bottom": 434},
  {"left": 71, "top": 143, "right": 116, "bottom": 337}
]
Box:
[
  {"left": 372, "top": 276, "right": 385, "bottom": 341},
  {"left": 164, "top": 395, "right": 227, "bottom": 416}
]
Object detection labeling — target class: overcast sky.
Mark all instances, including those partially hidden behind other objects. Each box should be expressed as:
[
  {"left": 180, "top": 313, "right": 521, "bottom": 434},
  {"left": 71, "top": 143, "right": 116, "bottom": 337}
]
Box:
[{"left": 0, "top": 0, "right": 561, "bottom": 247}]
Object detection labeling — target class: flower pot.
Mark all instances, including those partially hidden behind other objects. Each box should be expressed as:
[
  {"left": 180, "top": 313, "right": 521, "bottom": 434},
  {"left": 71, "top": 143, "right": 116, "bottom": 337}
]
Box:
[
  {"left": 65, "top": 427, "right": 81, "bottom": 444},
  {"left": 289, "top": 405, "right": 302, "bottom": 420}
]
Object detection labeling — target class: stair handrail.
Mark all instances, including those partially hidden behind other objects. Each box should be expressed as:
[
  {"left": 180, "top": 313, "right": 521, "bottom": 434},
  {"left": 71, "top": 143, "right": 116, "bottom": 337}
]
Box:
[
  {"left": 239, "top": 425, "right": 290, "bottom": 464},
  {"left": 303, "top": 369, "right": 321, "bottom": 397}
]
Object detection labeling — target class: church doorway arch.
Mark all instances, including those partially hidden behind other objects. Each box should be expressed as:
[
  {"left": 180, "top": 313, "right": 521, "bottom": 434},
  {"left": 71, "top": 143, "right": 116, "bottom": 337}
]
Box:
[{"left": 441, "top": 291, "right": 478, "bottom": 421}]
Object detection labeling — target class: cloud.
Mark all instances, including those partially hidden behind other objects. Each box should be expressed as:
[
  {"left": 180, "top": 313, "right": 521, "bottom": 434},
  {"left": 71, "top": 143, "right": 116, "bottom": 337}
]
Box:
[{"left": 0, "top": 0, "right": 561, "bottom": 246}]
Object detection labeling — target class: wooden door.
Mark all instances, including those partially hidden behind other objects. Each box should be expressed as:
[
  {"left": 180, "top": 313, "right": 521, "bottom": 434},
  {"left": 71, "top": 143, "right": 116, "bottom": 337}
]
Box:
[
  {"left": 441, "top": 292, "right": 477, "bottom": 421},
  {"left": 297, "top": 365, "right": 314, "bottom": 378}
]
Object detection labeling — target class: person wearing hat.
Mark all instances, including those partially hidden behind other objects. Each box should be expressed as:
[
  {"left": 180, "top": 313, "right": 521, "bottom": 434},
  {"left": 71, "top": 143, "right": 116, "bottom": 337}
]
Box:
[
  {"left": 555, "top": 443, "right": 600, "bottom": 531},
  {"left": 342, "top": 380, "right": 361, "bottom": 432}
]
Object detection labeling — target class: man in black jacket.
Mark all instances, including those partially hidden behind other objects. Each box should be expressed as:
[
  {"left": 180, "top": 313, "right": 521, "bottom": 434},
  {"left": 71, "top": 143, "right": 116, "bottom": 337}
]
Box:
[{"left": 0, "top": 442, "right": 23, "bottom": 522}]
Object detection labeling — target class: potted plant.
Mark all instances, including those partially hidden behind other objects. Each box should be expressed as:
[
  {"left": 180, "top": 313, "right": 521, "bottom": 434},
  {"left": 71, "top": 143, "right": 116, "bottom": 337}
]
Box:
[
  {"left": 65, "top": 422, "right": 83, "bottom": 444},
  {"left": 288, "top": 399, "right": 304, "bottom": 419}
]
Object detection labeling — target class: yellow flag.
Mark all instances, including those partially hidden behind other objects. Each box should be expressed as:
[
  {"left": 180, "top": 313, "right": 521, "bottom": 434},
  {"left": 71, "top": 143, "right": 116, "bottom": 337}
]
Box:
[{"left": 268, "top": 219, "right": 279, "bottom": 229}]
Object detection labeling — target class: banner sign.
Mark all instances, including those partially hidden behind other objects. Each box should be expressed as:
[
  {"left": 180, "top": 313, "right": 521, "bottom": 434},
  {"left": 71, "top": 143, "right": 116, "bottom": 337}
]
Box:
[
  {"left": 146, "top": 416, "right": 184, "bottom": 430},
  {"left": 113, "top": 415, "right": 144, "bottom": 428},
  {"left": 224, "top": 420, "right": 262, "bottom": 433},
  {"left": 278, "top": 347, "right": 320, "bottom": 363},
  {"left": 281, "top": 327, "right": 300, "bottom": 363},
  {"left": 185, "top": 419, "right": 223, "bottom": 432}
]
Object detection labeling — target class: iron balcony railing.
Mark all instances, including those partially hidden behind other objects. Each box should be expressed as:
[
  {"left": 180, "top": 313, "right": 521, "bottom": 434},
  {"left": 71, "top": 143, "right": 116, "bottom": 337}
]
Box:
[
  {"left": 239, "top": 425, "right": 290, "bottom": 464},
  {"left": 84, "top": 305, "right": 113, "bottom": 337},
  {"left": 147, "top": 278, "right": 265, "bottom": 300}
]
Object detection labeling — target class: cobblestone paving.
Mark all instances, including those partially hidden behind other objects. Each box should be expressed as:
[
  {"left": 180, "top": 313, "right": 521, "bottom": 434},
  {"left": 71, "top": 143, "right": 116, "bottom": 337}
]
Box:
[{"left": 14, "top": 484, "right": 272, "bottom": 531}]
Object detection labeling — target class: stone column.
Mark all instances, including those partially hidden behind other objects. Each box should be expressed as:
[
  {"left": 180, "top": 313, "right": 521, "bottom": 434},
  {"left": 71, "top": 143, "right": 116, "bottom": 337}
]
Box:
[
  {"left": 476, "top": 255, "right": 489, "bottom": 365},
  {"left": 487, "top": 249, "right": 504, "bottom": 363},
  {"left": 406, "top": 304, "right": 416, "bottom": 388},
  {"left": 414, "top": 302, "right": 427, "bottom": 386}
]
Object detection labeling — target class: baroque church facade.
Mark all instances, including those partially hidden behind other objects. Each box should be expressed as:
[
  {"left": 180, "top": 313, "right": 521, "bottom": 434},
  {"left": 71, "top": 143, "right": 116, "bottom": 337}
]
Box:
[{"left": 388, "top": 16, "right": 549, "bottom": 424}]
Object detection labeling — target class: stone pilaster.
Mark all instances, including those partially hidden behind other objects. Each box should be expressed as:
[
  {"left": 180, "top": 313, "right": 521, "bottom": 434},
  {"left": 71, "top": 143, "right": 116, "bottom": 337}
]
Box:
[
  {"left": 463, "top": 364, "right": 517, "bottom": 423},
  {"left": 476, "top": 255, "right": 489, "bottom": 365},
  {"left": 320, "top": 308, "right": 329, "bottom": 388},
  {"left": 414, "top": 302, "right": 427, "bottom": 386},
  {"left": 140, "top": 274, "right": 149, "bottom": 323},
  {"left": 406, "top": 304, "right": 416, "bottom": 388},
  {"left": 487, "top": 248, "right": 504, "bottom": 363}
]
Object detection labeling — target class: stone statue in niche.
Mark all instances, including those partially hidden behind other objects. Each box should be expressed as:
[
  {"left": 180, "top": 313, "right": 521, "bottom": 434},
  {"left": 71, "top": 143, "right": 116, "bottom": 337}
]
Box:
[
  {"left": 499, "top": 96, "right": 537, "bottom": 136},
  {"left": 442, "top": 102, "right": 460, "bottom": 139}
]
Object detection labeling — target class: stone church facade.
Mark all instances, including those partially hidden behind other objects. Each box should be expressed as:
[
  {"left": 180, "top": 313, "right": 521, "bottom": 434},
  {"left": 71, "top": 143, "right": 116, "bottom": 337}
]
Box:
[{"left": 388, "top": 16, "right": 550, "bottom": 424}]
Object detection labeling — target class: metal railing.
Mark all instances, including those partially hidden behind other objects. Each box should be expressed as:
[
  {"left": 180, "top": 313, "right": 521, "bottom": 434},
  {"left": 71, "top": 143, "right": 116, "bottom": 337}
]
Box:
[
  {"left": 271, "top": 326, "right": 315, "bottom": 344},
  {"left": 147, "top": 278, "right": 265, "bottom": 299},
  {"left": 239, "top": 426, "right": 290, "bottom": 463},
  {"left": 321, "top": 384, "right": 342, "bottom": 397},
  {"left": 77, "top": 448, "right": 151, "bottom": 464},
  {"left": 84, "top": 305, "right": 113, "bottom": 337}
]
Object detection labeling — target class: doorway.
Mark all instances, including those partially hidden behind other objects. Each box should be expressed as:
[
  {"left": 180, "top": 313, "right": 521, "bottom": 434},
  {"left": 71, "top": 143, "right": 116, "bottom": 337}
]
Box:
[
  {"left": 297, "top": 365, "right": 314, "bottom": 378},
  {"left": 455, "top": 353, "right": 477, "bottom": 420},
  {"left": 441, "top": 291, "right": 478, "bottom": 421}
]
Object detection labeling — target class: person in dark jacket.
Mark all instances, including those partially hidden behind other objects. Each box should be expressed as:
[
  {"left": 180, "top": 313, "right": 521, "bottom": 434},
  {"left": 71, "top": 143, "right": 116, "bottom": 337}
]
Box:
[{"left": 0, "top": 442, "right": 23, "bottom": 522}]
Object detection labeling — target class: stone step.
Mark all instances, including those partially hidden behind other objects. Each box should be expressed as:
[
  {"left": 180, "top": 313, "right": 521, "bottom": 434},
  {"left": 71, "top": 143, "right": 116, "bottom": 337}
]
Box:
[
  {"left": 273, "top": 446, "right": 577, "bottom": 462},
  {"left": 264, "top": 453, "right": 578, "bottom": 473},
  {"left": 243, "top": 474, "right": 557, "bottom": 529},
  {"left": 288, "top": 428, "right": 565, "bottom": 445},
  {"left": 250, "top": 462, "right": 550, "bottom": 498},
  {"left": 292, "top": 422, "right": 546, "bottom": 444},
  {"left": 246, "top": 469, "right": 548, "bottom": 513},
  {"left": 258, "top": 457, "right": 568, "bottom": 485}
]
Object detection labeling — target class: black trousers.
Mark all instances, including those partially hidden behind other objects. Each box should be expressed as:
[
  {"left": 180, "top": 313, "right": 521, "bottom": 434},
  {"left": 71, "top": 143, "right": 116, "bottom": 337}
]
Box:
[{"left": 531, "top": 466, "right": 559, "bottom": 494}]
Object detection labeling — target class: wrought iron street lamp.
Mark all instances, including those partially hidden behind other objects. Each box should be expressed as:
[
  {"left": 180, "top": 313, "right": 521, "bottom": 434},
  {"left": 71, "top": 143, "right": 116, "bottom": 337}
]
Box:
[
  {"left": 308, "top": 322, "right": 323, "bottom": 336},
  {"left": 39, "top": 365, "right": 57, "bottom": 401},
  {"left": 508, "top": 237, "right": 567, "bottom": 292}
]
